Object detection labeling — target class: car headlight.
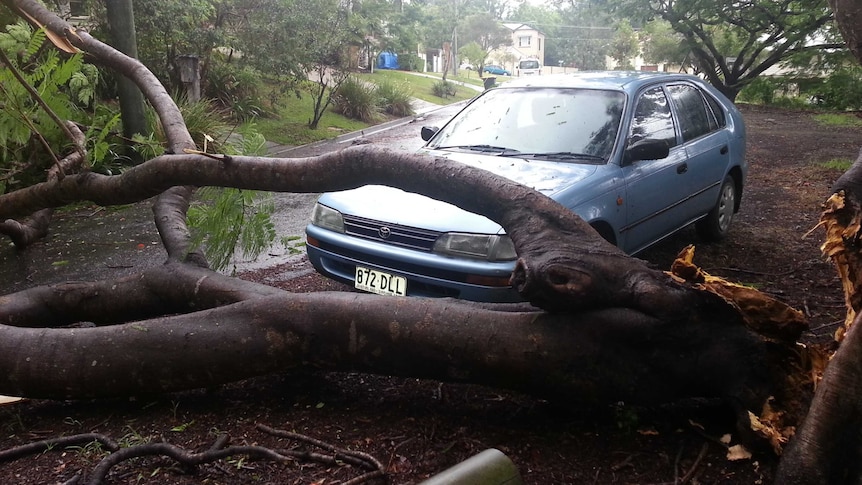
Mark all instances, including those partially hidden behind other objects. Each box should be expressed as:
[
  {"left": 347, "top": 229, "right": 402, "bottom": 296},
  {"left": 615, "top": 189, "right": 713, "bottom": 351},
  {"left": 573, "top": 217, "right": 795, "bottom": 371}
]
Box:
[
  {"left": 310, "top": 203, "right": 345, "bottom": 233},
  {"left": 432, "top": 233, "right": 517, "bottom": 262}
]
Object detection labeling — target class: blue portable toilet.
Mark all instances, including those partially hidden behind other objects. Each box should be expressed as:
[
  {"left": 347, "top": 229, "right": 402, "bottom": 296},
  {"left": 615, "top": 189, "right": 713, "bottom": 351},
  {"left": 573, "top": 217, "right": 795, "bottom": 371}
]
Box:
[{"left": 377, "top": 51, "right": 399, "bottom": 70}]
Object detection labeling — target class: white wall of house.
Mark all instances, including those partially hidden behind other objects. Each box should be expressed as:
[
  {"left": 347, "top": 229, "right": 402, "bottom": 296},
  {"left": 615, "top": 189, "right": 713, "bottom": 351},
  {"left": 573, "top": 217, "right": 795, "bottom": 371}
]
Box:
[{"left": 487, "top": 23, "right": 545, "bottom": 75}]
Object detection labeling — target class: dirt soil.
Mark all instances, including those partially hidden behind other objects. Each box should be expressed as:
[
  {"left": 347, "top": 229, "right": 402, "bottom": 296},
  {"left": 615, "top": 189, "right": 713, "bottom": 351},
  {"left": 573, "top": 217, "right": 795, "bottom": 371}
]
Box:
[{"left": 1, "top": 104, "right": 859, "bottom": 484}]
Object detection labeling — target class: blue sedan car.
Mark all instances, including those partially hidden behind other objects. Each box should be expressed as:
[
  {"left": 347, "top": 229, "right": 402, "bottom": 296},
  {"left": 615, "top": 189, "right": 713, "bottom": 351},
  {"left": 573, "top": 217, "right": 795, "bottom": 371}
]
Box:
[
  {"left": 306, "top": 71, "right": 747, "bottom": 302},
  {"left": 483, "top": 65, "right": 511, "bottom": 76}
]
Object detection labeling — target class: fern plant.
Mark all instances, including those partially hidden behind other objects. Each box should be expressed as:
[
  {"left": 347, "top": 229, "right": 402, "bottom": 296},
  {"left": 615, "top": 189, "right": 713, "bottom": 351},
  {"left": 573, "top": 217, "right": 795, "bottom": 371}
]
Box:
[{"left": 0, "top": 21, "right": 99, "bottom": 188}]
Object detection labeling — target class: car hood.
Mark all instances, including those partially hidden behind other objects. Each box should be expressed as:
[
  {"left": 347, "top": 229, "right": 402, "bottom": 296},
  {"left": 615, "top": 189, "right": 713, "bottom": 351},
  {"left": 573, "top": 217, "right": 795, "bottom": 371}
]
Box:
[{"left": 318, "top": 150, "right": 599, "bottom": 234}]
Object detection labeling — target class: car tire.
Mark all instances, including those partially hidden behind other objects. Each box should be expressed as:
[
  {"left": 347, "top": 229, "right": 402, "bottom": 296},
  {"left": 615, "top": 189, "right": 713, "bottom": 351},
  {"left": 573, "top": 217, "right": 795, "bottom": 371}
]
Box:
[{"left": 696, "top": 175, "right": 736, "bottom": 241}]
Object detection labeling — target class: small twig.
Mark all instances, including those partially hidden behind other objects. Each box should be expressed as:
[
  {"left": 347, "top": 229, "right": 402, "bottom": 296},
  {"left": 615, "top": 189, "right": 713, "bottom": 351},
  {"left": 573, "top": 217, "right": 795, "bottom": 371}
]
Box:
[
  {"left": 611, "top": 453, "right": 634, "bottom": 471},
  {"left": 182, "top": 148, "right": 232, "bottom": 162},
  {"left": 679, "top": 442, "right": 709, "bottom": 484},
  {"left": 209, "top": 433, "right": 230, "bottom": 451},
  {"left": 87, "top": 442, "right": 293, "bottom": 485},
  {"left": 0, "top": 433, "right": 119, "bottom": 462},
  {"left": 705, "top": 265, "right": 799, "bottom": 277},
  {"left": 257, "top": 423, "right": 384, "bottom": 472},
  {"left": 60, "top": 472, "right": 81, "bottom": 485},
  {"left": 809, "top": 319, "right": 845, "bottom": 332}
]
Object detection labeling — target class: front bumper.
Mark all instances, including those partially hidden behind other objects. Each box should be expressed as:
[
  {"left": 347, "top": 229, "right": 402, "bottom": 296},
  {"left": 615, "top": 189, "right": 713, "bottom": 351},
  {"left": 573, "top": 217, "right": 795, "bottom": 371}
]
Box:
[{"left": 305, "top": 224, "right": 522, "bottom": 303}]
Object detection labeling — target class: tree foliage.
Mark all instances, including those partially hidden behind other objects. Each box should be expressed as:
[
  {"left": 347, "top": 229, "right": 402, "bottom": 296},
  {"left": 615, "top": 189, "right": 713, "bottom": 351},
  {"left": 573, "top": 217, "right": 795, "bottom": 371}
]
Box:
[
  {"left": 604, "top": 0, "right": 839, "bottom": 100},
  {"left": 608, "top": 19, "right": 639, "bottom": 70},
  {"left": 0, "top": 21, "right": 98, "bottom": 190},
  {"left": 458, "top": 40, "right": 487, "bottom": 69},
  {"left": 460, "top": 12, "right": 511, "bottom": 53},
  {"left": 552, "top": 0, "right": 612, "bottom": 70},
  {"left": 640, "top": 19, "right": 689, "bottom": 68}
]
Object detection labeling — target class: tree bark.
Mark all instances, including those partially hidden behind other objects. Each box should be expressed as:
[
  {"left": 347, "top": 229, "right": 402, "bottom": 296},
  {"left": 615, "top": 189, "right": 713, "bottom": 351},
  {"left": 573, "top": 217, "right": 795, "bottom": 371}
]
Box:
[{"left": 0, "top": 262, "right": 794, "bottom": 410}]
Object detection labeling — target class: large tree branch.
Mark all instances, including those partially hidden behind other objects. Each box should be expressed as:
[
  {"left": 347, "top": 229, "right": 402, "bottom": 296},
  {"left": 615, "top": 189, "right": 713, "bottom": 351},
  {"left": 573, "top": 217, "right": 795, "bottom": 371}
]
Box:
[
  {"left": 0, "top": 281, "right": 794, "bottom": 415},
  {"left": 0, "top": 262, "right": 286, "bottom": 328},
  {"left": 0, "top": 146, "right": 717, "bottom": 318}
]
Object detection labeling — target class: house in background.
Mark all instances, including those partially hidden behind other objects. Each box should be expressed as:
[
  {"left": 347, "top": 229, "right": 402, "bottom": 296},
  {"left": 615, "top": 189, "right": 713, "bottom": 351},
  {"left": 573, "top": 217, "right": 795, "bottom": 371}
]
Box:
[
  {"left": 419, "top": 23, "right": 546, "bottom": 76},
  {"left": 487, "top": 23, "right": 545, "bottom": 75}
]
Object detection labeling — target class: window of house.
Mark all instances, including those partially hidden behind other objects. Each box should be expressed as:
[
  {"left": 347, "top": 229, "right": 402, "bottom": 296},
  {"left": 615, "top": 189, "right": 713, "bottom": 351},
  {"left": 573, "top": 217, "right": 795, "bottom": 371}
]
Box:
[
  {"left": 538, "top": 38, "right": 542, "bottom": 51},
  {"left": 518, "top": 36, "right": 531, "bottom": 47}
]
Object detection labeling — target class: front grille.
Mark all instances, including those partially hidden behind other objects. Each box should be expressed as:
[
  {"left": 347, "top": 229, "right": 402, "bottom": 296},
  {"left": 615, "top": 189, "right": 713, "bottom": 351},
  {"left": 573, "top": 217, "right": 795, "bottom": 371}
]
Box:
[{"left": 343, "top": 215, "right": 441, "bottom": 251}]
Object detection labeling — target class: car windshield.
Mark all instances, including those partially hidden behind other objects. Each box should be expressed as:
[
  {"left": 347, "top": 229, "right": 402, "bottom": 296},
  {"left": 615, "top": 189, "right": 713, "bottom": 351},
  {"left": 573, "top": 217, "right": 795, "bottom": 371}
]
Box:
[
  {"left": 519, "top": 60, "right": 540, "bottom": 69},
  {"left": 428, "top": 87, "right": 625, "bottom": 162}
]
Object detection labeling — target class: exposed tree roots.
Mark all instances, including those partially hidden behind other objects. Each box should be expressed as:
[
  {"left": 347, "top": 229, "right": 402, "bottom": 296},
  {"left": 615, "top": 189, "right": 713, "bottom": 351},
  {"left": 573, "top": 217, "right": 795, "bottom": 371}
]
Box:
[{"left": 0, "top": 424, "right": 385, "bottom": 485}]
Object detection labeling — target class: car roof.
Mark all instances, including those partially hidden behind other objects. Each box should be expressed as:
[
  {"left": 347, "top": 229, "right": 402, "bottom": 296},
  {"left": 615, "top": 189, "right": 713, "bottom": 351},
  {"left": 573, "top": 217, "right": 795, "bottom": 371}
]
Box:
[{"left": 498, "top": 70, "right": 707, "bottom": 93}]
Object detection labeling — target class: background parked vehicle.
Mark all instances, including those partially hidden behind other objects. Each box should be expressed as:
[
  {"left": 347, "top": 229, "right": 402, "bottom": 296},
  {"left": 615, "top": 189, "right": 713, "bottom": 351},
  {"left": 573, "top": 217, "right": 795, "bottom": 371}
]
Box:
[
  {"left": 516, "top": 58, "right": 541, "bottom": 76},
  {"left": 483, "top": 65, "right": 511, "bottom": 76},
  {"left": 306, "top": 71, "right": 747, "bottom": 302}
]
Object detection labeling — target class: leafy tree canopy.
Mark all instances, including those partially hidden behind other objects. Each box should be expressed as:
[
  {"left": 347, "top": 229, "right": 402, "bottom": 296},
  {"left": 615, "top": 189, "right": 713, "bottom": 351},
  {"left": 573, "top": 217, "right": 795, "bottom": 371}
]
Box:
[
  {"left": 603, "top": 0, "right": 840, "bottom": 100},
  {"left": 553, "top": 0, "right": 613, "bottom": 70},
  {"left": 460, "top": 12, "right": 512, "bottom": 52}
]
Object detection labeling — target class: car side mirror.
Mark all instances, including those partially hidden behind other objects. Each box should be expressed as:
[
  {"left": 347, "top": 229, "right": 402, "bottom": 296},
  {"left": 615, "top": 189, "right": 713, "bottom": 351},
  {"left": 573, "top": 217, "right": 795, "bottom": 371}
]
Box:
[
  {"left": 625, "top": 138, "right": 670, "bottom": 163},
  {"left": 421, "top": 126, "right": 439, "bottom": 141}
]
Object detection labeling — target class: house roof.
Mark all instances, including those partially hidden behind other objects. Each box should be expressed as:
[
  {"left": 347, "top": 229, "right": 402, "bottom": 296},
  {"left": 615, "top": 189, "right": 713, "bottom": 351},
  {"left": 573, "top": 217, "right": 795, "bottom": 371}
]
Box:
[{"left": 502, "top": 22, "right": 543, "bottom": 35}]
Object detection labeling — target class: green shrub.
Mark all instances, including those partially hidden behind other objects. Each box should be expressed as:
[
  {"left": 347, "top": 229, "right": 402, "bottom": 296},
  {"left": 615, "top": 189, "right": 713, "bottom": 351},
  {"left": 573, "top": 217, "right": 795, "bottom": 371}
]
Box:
[
  {"left": 810, "top": 67, "right": 862, "bottom": 110},
  {"left": 432, "top": 80, "right": 457, "bottom": 98},
  {"left": 398, "top": 54, "right": 424, "bottom": 72},
  {"left": 332, "top": 76, "right": 381, "bottom": 123},
  {"left": 205, "top": 59, "right": 267, "bottom": 121},
  {"left": 376, "top": 80, "right": 415, "bottom": 117},
  {"left": 738, "top": 76, "right": 783, "bottom": 105},
  {"left": 768, "top": 96, "right": 811, "bottom": 110}
]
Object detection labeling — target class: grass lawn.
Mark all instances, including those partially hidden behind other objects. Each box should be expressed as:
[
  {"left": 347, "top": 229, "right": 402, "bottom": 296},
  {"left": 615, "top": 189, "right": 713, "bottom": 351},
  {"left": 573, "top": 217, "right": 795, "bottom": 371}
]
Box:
[
  {"left": 356, "top": 70, "right": 481, "bottom": 105},
  {"left": 253, "top": 88, "right": 370, "bottom": 146},
  {"left": 253, "top": 71, "right": 478, "bottom": 147},
  {"left": 416, "top": 69, "right": 515, "bottom": 87}
]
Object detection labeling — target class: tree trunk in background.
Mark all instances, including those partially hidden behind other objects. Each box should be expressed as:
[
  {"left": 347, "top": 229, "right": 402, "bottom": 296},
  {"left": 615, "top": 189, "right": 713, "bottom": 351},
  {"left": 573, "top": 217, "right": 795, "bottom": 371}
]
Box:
[{"left": 104, "top": 0, "right": 147, "bottom": 147}]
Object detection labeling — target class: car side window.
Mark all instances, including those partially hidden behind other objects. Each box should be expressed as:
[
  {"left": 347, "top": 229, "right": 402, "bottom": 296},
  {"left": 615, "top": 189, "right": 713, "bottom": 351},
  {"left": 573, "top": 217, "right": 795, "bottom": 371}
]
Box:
[
  {"left": 666, "top": 84, "right": 718, "bottom": 142},
  {"left": 704, "top": 92, "right": 727, "bottom": 129},
  {"left": 630, "top": 87, "right": 676, "bottom": 148}
]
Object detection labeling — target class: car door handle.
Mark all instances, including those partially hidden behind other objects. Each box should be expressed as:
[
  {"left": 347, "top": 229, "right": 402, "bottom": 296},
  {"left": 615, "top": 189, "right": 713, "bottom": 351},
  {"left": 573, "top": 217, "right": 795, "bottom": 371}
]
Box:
[
  {"left": 720, "top": 145, "right": 728, "bottom": 155},
  {"left": 677, "top": 163, "right": 688, "bottom": 174}
]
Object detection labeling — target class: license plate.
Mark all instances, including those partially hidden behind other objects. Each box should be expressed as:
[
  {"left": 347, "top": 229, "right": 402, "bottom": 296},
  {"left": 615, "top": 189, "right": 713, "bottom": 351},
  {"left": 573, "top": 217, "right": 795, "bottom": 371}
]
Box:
[{"left": 354, "top": 266, "right": 407, "bottom": 296}]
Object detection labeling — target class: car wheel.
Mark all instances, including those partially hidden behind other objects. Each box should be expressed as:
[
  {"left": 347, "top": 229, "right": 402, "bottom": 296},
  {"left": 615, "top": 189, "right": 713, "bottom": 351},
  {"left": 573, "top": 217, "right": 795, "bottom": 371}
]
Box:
[{"left": 696, "top": 175, "right": 736, "bottom": 241}]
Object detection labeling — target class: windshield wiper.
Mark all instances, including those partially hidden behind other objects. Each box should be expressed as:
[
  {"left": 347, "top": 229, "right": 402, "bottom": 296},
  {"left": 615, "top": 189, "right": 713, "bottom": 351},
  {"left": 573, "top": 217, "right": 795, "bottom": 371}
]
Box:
[
  {"left": 500, "top": 151, "right": 605, "bottom": 162},
  {"left": 435, "top": 144, "right": 519, "bottom": 154}
]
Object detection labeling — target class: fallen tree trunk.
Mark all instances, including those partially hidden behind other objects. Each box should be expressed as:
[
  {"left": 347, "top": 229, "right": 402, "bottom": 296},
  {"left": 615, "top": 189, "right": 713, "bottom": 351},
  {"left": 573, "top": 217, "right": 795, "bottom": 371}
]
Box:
[{"left": 0, "top": 263, "right": 797, "bottom": 414}]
